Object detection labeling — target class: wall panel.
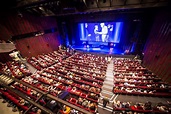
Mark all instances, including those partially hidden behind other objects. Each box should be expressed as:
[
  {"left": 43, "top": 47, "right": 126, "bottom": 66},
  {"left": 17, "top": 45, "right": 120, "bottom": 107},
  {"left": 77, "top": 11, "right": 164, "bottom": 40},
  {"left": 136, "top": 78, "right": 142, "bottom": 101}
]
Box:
[
  {"left": 0, "top": 12, "right": 60, "bottom": 58},
  {"left": 143, "top": 10, "right": 171, "bottom": 83},
  {"left": 15, "top": 32, "right": 59, "bottom": 58}
]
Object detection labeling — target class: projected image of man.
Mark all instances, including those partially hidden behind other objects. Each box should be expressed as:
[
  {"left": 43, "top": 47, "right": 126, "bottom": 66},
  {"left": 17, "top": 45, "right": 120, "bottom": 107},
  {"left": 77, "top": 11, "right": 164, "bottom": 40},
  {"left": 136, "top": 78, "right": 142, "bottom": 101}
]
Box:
[
  {"left": 94, "top": 25, "right": 100, "bottom": 41},
  {"left": 85, "top": 23, "right": 92, "bottom": 41},
  {"left": 107, "top": 24, "right": 113, "bottom": 42},
  {"left": 97, "top": 23, "right": 108, "bottom": 42}
]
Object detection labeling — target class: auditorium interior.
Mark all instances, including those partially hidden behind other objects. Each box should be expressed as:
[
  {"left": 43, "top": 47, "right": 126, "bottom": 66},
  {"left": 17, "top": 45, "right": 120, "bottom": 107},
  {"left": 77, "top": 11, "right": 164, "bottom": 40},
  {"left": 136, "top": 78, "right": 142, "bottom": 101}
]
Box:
[{"left": 0, "top": 0, "right": 171, "bottom": 114}]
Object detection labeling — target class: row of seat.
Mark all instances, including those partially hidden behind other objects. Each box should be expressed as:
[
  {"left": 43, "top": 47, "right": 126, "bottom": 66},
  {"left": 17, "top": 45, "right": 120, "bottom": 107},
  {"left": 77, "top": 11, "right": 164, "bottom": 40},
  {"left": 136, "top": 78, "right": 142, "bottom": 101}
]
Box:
[
  {"left": 1, "top": 61, "right": 32, "bottom": 79},
  {"left": 24, "top": 52, "right": 108, "bottom": 113},
  {"left": 61, "top": 61, "right": 105, "bottom": 81},
  {"left": 27, "top": 50, "right": 65, "bottom": 70},
  {"left": 67, "top": 97, "right": 97, "bottom": 113},
  {"left": 23, "top": 72, "right": 99, "bottom": 103},
  {"left": 113, "top": 58, "right": 171, "bottom": 97},
  {"left": 39, "top": 71, "right": 101, "bottom": 95},
  {"left": 45, "top": 65, "right": 103, "bottom": 88},
  {"left": 0, "top": 50, "right": 107, "bottom": 113},
  {"left": 0, "top": 88, "right": 36, "bottom": 114},
  {"left": 113, "top": 100, "right": 171, "bottom": 113}
]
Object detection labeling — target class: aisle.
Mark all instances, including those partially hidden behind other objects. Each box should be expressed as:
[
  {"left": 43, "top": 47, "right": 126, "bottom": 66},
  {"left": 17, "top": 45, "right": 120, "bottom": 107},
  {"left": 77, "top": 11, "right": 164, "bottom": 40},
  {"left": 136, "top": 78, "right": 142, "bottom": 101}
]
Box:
[
  {"left": 21, "top": 59, "right": 37, "bottom": 74},
  {"left": 101, "top": 59, "right": 114, "bottom": 98},
  {"left": 0, "top": 99, "right": 19, "bottom": 114},
  {"left": 98, "top": 59, "right": 115, "bottom": 113}
]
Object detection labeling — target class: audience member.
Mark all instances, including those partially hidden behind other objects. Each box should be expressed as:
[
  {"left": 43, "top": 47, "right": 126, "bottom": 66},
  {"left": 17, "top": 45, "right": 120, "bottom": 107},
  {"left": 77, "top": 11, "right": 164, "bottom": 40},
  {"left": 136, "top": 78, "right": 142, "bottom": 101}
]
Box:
[{"left": 102, "top": 96, "right": 109, "bottom": 107}]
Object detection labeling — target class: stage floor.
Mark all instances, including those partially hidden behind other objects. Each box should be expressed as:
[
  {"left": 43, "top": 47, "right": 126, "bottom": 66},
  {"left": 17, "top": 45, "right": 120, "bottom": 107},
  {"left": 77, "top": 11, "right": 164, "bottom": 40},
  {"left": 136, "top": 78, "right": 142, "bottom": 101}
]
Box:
[{"left": 72, "top": 46, "right": 124, "bottom": 55}]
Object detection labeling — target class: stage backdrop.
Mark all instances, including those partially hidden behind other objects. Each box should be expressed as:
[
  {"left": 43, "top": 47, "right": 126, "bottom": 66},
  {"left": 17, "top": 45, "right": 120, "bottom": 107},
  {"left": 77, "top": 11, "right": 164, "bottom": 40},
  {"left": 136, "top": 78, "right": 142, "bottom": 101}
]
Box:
[{"left": 56, "top": 11, "right": 154, "bottom": 54}]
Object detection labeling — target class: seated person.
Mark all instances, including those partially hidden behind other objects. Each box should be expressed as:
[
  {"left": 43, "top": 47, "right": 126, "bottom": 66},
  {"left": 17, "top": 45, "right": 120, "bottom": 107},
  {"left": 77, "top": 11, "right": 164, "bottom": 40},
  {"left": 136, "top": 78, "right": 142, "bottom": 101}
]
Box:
[
  {"left": 31, "top": 90, "right": 37, "bottom": 96},
  {"left": 134, "top": 102, "right": 143, "bottom": 110},
  {"left": 19, "top": 97, "right": 25, "bottom": 106},
  {"left": 89, "top": 87, "right": 96, "bottom": 93},
  {"left": 82, "top": 99, "right": 89, "bottom": 108},
  {"left": 125, "top": 88, "right": 133, "bottom": 93},
  {"left": 74, "top": 76, "right": 81, "bottom": 80},
  {"left": 85, "top": 85, "right": 90, "bottom": 90},
  {"left": 77, "top": 97, "right": 83, "bottom": 105},
  {"left": 125, "top": 102, "right": 131, "bottom": 108},
  {"left": 89, "top": 102, "right": 97, "bottom": 111},
  {"left": 113, "top": 100, "right": 122, "bottom": 108},
  {"left": 66, "top": 80, "right": 73, "bottom": 84},
  {"left": 81, "top": 84, "right": 85, "bottom": 89},
  {"left": 92, "top": 82, "right": 97, "bottom": 86},
  {"left": 62, "top": 105, "right": 71, "bottom": 114},
  {"left": 143, "top": 101, "right": 152, "bottom": 110},
  {"left": 66, "top": 85, "right": 72, "bottom": 92},
  {"left": 48, "top": 79, "right": 53, "bottom": 83},
  {"left": 36, "top": 109, "right": 41, "bottom": 114},
  {"left": 96, "top": 88, "right": 101, "bottom": 93},
  {"left": 88, "top": 93, "right": 98, "bottom": 100},
  {"left": 54, "top": 82, "right": 61, "bottom": 87},
  {"left": 71, "top": 87, "right": 77, "bottom": 92},
  {"left": 157, "top": 102, "right": 169, "bottom": 112},
  {"left": 113, "top": 87, "right": 119, "bottom": 91}
]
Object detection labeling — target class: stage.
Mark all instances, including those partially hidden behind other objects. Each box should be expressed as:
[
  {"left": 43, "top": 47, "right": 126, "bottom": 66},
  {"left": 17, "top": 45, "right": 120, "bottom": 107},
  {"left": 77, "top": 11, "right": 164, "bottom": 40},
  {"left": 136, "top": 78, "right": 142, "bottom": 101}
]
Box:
[{"left": 72, "top": 46, "right": 135, "bottom": 58}]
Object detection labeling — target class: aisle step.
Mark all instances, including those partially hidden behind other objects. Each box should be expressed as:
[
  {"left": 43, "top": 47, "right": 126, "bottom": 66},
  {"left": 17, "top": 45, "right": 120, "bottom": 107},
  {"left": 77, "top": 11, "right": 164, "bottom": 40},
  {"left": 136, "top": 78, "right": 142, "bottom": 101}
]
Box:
[
  {"left": 105, "top": 78, "right": 113, "bottom": 81},
  {"left": 100, "top": 59, "right": 114, "bottom": 106},
  {"left": 98, "top": 103, "right": 113, "bottom": 112},
  {"left": 101, "top": 90, "right": 113, "bottom": 95},
  {"left": 103, "top": 82, "right": 113, "bottom": 86},
  {"left": 105, "top": 75, "right": 113, "bottom": 78},
  {"left": 103, "top": 85, "right": 113, "bottom": 89}
]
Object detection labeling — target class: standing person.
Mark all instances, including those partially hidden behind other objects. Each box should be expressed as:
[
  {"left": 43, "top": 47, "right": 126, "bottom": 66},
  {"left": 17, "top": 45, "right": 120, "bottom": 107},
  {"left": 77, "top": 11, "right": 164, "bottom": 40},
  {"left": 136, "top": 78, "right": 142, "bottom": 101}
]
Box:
[
  {"left": 94, "top": 25, "right": 100, "bottom": 41},
  {"left": 96, "top": 23, "right": 108, "bottom": 42},
  {"left": 85, "top": 23, "right": 92, "bottom": 41},
  {"left": 102, "top": 96, "right": 109, "bottom": 107},
  {"left": 107, "top": 24, "right": 113, "bottom": 42}
]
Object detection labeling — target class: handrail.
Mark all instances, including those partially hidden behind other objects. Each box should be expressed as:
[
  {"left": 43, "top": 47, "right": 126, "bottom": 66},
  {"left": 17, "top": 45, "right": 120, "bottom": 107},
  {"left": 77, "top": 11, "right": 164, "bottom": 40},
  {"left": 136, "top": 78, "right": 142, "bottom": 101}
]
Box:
[
  {"left": 2, "top": 74, "right": 93, "bottom": 114},
  {"left": 0, "top": 81, "right": 54, "bottom": 114}
]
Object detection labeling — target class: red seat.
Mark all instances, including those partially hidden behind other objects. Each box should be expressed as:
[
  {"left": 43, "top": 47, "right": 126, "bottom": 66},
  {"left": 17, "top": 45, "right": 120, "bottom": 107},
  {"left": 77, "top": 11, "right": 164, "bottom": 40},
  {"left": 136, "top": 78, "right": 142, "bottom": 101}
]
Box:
[
  {"left": 69, "top": 98, "right": 77, "bottom": 104},
  {"left": 80, "top": 93, "right": 87, "bottom": 98},
  {"left": 21, "top": 105, "right": 28, "bottom": 110}
]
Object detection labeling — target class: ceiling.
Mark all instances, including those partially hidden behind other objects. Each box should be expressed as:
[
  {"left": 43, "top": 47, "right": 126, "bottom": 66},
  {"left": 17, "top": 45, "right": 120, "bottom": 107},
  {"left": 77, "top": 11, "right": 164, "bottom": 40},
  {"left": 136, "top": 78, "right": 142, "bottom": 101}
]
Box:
[{"left": 0, "top": 0, "right": 169, "bottom": 16}]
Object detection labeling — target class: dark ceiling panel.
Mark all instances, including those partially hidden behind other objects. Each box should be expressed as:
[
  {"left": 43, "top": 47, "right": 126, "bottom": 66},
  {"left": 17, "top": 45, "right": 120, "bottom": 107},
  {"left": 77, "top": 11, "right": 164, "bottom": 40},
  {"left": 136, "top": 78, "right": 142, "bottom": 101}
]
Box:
[
  {"left": 86, "top": 0, "right": 98, "bottom": 8},
  {"left": 0, "top": 0, "right": 169, "bottom": 16},
  {"left": 142, "top": 0, "right": 156, "bottom": 3},
  {"left": 0, "top": 0, "right": 17, "bottom": 12},
  {"left": 97, "top": 0, "right": 111, "bottom": 7},
  {"left": 159, "top": 0, "right": 168, "bottom": 1},
  {"left": 126, "top": 0, "right": 141, "bottom": 5},
  {"left": 111, "top": 0, "right": 125, "bottom": 6}
]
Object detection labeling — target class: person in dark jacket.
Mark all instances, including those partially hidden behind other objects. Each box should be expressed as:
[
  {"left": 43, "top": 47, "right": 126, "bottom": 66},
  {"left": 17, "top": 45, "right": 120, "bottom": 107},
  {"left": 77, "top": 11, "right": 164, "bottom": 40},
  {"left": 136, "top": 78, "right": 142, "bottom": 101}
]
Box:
[{"left": 102, "top": 96, "right": 109, "bottom": 107}]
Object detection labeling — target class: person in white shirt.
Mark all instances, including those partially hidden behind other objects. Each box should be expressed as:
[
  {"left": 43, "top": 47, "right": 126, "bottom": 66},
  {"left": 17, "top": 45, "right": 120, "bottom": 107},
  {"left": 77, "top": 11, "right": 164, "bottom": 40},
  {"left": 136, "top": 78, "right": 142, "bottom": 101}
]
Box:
[{"left": 96, "top": 23, "right": 108, "bottom": 42}]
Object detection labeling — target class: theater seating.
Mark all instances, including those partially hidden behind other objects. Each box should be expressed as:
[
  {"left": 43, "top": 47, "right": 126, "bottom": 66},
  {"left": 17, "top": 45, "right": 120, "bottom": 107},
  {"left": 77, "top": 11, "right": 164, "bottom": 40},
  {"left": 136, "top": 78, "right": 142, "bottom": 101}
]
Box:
[
  {"left": 113, "top": 58, "right": 171, "bottom": 97},
  {"left": 0, "top": 50, "right": 108, "bottom": 114}
]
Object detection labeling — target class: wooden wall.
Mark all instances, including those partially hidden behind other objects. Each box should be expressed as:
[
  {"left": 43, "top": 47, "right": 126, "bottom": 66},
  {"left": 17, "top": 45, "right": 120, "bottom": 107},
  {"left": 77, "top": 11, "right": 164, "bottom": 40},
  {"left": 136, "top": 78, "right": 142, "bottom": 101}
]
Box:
[
  {"left": 143, "top": 10, "right": 171, "bottom": 83},
  {"left": 15, "top": 33, "right": 59, "bottom": 58},
  {"left": 0, "top": 13, "right": 60, "bottom": 58}
]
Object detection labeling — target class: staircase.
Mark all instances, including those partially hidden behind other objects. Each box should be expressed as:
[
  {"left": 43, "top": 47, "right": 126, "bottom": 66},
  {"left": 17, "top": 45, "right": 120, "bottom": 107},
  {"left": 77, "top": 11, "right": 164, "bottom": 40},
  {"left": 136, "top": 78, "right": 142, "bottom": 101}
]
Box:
[
  {"left": 0, "top": 74, "right": 14, "bottom": 85},
  {"left": 101, "top": 60, "right": 114, "bottom": 98},
  {"left": 98, "top": 59, "right": 115, "bottom": 112}
]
